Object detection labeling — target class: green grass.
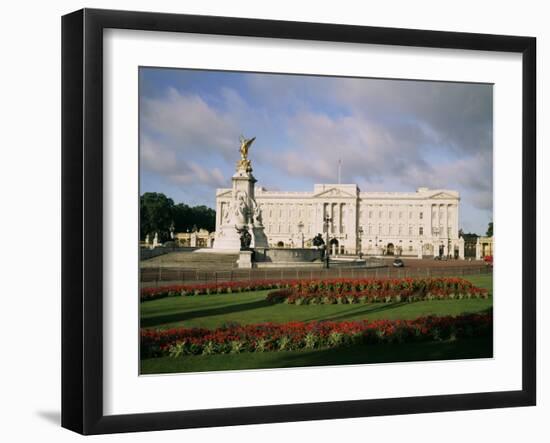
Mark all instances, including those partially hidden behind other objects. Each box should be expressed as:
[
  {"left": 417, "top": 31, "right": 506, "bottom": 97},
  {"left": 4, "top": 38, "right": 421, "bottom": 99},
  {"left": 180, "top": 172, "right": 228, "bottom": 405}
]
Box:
[
  {"left": 141, "top": 274, "right": 493, "bottom": 330},
  {"left": 141, "top": 336, "right": 493, "bottom": 374},
  {"left": 140, "top": 274, "right": 493, "bottom": 373}
]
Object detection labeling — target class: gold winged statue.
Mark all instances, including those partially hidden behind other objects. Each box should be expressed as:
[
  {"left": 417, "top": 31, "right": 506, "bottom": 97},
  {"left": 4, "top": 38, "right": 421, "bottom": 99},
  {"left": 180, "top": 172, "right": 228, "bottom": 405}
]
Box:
[{"left": 239, "top": 135, "right": 256, "bottom": 161}]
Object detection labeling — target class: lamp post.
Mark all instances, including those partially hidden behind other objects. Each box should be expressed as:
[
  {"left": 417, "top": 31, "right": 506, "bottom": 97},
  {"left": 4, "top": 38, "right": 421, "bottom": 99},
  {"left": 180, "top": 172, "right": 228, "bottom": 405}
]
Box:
[{"left": 324, "top": 214, "right": 332, "bottom": 268}]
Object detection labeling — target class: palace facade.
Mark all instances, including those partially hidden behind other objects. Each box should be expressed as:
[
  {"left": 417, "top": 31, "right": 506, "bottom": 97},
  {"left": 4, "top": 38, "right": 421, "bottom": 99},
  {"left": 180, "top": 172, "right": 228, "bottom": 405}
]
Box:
[{"left": 215, "top": 184, "right": 464, "bottom": 258}]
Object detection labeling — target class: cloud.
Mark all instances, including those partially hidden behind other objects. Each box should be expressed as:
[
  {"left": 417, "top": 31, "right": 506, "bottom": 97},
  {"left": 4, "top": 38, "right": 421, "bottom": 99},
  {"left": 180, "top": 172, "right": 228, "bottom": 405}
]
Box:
[
  {"left": 269, "top": 109, "right": 433, "bottom": 185},
  {"left": 246, "top": 75, "right": 492, "bottom": 156},
  {"left": 265, "top": 104, "right": 492, "bottom": 217},
  {"left": 141, "top": 87, "right": 240, "bottom": 159},
  {"left": 140, "top": 135, "right": 226, "bottom": 188},
  {"left": 140, "top": 134, "right": 179, "bottom": 175},
  {"left": 169, "top": 163, "right": 226, "bottom": 187},
  {"left": 140, "top": 86, "right": 260, "bottom": 197}
]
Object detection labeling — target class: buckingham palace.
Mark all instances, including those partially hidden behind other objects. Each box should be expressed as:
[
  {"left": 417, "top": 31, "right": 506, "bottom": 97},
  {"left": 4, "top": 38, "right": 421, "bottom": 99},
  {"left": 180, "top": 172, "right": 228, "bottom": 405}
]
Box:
[{"left": 215, "top": 183, "right": 464, "bottom": 259}]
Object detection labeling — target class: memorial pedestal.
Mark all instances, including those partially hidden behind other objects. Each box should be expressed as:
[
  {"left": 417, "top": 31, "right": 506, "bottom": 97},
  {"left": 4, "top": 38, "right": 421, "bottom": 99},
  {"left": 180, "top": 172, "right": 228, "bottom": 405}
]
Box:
[{"left": 237, "top": 250, "right": 254, "bottom": 268}]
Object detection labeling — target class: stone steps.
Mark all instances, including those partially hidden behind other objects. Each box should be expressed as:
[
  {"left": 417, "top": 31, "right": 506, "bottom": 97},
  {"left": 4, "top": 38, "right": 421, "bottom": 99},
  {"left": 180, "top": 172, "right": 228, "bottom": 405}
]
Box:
[{"left": 141, "top": 251, "right": 239, "bottom": 269}]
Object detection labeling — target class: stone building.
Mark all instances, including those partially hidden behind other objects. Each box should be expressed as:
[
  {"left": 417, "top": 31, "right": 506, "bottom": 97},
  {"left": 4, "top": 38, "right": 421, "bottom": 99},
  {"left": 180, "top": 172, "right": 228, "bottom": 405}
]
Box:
[
  {"left": 215, "top": 183, "right": 464, "bottom": 258},
  {"left": 175, "top": 229, "right": 215, "bottom": 248},
  {"left": 476, "top": 236, "right": 494, "bottom": 259}
]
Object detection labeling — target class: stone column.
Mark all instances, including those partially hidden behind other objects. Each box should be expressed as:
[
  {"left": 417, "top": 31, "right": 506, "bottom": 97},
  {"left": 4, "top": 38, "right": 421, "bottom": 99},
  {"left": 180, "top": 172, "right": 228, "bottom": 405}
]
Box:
[
  {"left": 331, "top": 203, "right": 336, "bottom": 234},
  {"left": 216, "top": 201, "right": 222, "bottom": 229},
  {"left": 458, "top": 237, "right": 465, "bottom": 259},
  {"left": 437, "top": 204, "right": 443, "bottom": 240},
  {"left": 426, "top": 203, "right": 433, "bottom": 242},
  {"left": 454, "top": 203, "right": 459, "bottom": 239}
]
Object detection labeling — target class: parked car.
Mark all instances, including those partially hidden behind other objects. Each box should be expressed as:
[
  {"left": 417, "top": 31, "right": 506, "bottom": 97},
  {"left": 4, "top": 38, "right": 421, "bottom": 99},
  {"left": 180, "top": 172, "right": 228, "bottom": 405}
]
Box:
[{"left": 392, "top": 258, "right": 404, "bottom": 267}]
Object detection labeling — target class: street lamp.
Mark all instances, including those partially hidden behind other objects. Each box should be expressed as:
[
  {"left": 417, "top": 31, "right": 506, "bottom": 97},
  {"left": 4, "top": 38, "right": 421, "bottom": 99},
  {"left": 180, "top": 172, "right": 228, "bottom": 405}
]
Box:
[{"left": 324, "top": 214, "right": 332, "bottom": 268}]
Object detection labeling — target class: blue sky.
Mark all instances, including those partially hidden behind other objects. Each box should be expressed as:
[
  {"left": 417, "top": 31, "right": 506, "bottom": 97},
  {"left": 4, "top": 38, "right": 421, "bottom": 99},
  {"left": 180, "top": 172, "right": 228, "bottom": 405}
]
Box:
[{"left": 139, "top": 67, "right": 493, "bottom": 235}]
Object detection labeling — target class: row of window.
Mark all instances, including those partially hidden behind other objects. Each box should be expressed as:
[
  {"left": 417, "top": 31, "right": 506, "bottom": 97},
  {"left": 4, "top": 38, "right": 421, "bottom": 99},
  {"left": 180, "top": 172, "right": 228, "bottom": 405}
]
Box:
[
  {"left": 266, "top": 224, "right": 313, "bottom": 234},
  {"left": 360, "top": 225, "right": 453, "bottom": 237},
  {"left": 361, "top": 210, "right": 423, "bottom": 220},
  {"left": 264, "top": 224, "right": 454, "bottom": 237}
]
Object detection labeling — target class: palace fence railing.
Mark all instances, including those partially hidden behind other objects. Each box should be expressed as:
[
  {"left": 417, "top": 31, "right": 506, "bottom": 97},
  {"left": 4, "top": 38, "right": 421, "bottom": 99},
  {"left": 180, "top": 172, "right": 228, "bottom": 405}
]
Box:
[{"left": 140, "top": 264, "right": 492, "bottom": 287}]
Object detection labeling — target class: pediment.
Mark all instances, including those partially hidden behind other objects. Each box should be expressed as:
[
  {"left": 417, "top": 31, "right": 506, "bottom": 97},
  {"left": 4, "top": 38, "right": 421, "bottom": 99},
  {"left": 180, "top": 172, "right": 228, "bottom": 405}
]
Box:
[
  {"left": 217, "top": 189, "right": 233, "bottom": 198},
  {"left": 313, "top": 187, "right": 355, "bottom": 198},
  {"left": 430, "top": 192, "right": 457, "bottom": 200}
]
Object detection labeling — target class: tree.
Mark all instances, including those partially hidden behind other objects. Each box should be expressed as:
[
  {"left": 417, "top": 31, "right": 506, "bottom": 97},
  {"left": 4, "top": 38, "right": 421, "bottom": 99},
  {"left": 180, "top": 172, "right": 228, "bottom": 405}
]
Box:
[
  {"left": 173, "top": 203, "right": 216, "bottom": 233},
  {"left": 140, "top": 192, "right": 217, "bottom": 243},
  {"left": 140, "top": 192, "right": 174, "bottom": 242},
  {"left": 486, "top": 222, "right": 493, "bottom": 237}
]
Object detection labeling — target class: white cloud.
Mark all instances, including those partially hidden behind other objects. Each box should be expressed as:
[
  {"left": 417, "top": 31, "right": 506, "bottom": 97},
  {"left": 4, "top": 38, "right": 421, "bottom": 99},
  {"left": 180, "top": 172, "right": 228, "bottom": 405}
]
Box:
[
  {"left": 169, "top": 163, "right": 226, "bottom": 188},
  {"left": 140, "top": 135, "right": 179, "bottom": 175},
  {"left": 141, "top": 87, "right": 240, "bottom": 159},
  {"left": 140, "top": 87, "right": 254, "bottom": 193}
]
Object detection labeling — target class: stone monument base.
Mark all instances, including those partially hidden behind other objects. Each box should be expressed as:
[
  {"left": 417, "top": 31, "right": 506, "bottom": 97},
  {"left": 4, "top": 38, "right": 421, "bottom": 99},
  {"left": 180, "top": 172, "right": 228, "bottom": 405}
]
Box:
[
  {"left": 237, "top": 250, "right": 254, "bottom": 268},
  {"left": 213, "top": 225, "right": 242, "bottom": 251}
]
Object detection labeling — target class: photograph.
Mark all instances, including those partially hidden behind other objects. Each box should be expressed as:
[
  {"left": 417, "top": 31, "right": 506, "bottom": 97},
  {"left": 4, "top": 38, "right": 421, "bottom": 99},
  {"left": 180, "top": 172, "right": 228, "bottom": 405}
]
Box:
[
  {"left": 0, "top": 0, "right": 544, "bottom": 439},
  {"left": 138, "top": 68, "right": 494, "bottom": 375}
]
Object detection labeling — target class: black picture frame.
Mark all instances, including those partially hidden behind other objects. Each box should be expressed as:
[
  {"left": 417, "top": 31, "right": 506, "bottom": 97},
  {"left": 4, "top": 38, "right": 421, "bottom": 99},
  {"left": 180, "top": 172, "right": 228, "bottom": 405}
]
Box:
[{"left": 62, "top": 8, "right": 536, "bottom": 435}]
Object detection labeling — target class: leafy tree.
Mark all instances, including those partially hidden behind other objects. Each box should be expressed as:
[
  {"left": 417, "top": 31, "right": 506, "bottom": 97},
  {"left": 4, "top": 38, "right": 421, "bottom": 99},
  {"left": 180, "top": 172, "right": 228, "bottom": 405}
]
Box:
[
  {"left": 140, "top": 192, "right": 217, "bottom": 243},
  {"left": 140, "top": 192, "right": 174, "bottom": 242},
  {"left": 173, "top": 203, "right": 216, "bottom": 233},
  {"left": 486, "top": 222, "right": 493, "bottom": 237}
]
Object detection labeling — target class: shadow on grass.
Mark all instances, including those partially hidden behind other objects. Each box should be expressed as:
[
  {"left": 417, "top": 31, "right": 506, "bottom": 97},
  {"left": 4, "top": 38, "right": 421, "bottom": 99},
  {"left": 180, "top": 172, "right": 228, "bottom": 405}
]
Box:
[
  {"left": 140, "top": 336, "right": 494, "bottom": 374},
  {"left": 307, "top": 302, "right": 408, "bottom": 323},
  {"left": 141, "top": 299, "right": 272, "bottom": 328},
  {"left": 272, "top": 337, "right": 493, "bottom": 369}
]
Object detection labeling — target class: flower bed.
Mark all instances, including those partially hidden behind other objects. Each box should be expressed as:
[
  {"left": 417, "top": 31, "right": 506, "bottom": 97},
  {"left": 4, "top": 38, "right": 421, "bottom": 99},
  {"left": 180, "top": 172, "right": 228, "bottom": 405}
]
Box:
[
  {"left": 141, "top": 311, "right": 492, "bottom": 358},
  {"left": 141, "top": 277, "right": 489, "bottom": 303},
  {"left": 141, "top": 279, "right": 289, "bottom": 302},
  {"left": 266, "top": 277, "right": 489, "bottom": 305}
]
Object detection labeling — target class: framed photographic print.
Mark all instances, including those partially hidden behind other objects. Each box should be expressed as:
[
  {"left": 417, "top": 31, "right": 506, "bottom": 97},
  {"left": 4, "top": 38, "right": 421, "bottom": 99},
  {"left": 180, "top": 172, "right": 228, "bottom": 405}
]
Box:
[{"left": 62, "top": 8, "right": 536, "bottom": 435}]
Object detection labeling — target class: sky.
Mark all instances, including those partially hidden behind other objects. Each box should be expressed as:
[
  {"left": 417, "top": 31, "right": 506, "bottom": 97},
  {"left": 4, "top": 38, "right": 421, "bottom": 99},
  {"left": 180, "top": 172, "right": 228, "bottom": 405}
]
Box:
[{"left": 139, "top": 67, "right": 493, "bottom": 235}]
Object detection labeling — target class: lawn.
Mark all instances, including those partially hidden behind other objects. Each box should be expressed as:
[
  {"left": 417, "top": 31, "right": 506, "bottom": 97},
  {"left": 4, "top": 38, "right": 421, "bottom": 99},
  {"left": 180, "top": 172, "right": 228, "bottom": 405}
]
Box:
[
  {"left": 141, "top": 336, "right": 493, "bottom": 374},
  {"left": 141, "top": 274, "right": 493, "bottom": 330},
  {"left": 140, "top": 274, "right": 493, "bottom": 374}
]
